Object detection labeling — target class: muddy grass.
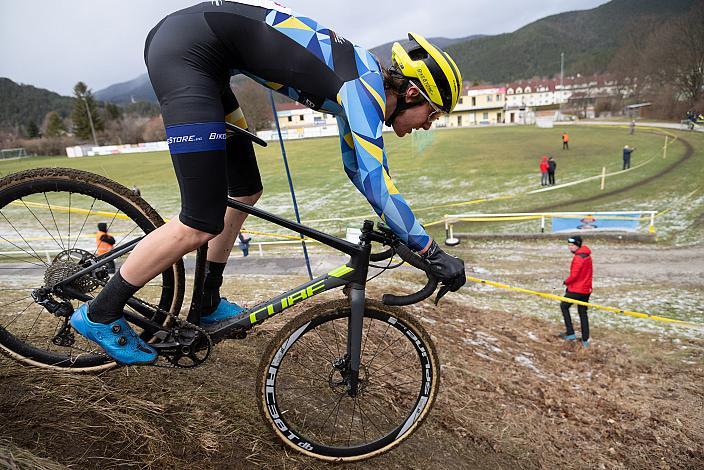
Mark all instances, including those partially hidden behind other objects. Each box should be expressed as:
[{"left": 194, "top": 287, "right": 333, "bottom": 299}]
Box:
[{"left": 1, "top": 274, "right": 703, "bottom": 470}]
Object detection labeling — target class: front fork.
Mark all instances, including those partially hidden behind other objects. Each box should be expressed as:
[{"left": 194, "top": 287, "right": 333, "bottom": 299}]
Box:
[{"left": 345, "top": 284, "right": 365, "bottom": 396}]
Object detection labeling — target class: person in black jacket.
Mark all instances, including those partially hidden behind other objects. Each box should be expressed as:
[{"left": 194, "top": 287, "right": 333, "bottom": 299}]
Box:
[{"left": 547, "top": 156, "right": 557, "bottom": 185}]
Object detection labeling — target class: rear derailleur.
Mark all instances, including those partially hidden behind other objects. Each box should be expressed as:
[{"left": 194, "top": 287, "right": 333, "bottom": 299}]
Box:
[{"left": 32, "top": 288, "right": 76, "bottom": 347}]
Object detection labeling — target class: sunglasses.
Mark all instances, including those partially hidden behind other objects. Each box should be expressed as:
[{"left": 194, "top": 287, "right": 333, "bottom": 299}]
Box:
[{"left": 412, "top": 85, "right": 446, "bottom": 123}]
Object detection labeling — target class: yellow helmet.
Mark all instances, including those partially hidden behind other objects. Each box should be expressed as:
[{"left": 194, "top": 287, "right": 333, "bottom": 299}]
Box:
[{"left": 391, "top": 32, "right": 463, "bottom": 114}]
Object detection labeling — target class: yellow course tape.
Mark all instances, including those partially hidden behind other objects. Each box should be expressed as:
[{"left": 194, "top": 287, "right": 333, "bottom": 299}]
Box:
[
  {"left": 467, "top": 276, "right": 703, "bottom": 330},
  {"left": 9, "top": 201, "right": 131, "bottom": 220}
]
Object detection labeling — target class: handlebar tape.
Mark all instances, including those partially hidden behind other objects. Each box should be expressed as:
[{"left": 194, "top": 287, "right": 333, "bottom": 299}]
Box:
[{"left": 381, "top": 243, "right": 438, "bottom": 306}]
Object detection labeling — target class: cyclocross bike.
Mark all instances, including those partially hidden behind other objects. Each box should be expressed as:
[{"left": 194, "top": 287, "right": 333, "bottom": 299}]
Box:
[{"left": 0, "top": 127, "right": 448, "bottom": 462}]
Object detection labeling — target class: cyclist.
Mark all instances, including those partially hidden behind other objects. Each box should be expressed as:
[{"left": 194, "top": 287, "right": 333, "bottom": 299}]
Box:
[{"left": 70, "top": 0, "right": 467, "bottom": 365}]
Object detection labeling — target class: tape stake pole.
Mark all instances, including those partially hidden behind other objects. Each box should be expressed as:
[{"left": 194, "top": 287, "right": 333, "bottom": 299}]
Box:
[
  {"left": 663, "top": 135, "right": 668, "bottom": 159},
  {"left": 600, "top": 166, "right": 606, "bottom": 190}
]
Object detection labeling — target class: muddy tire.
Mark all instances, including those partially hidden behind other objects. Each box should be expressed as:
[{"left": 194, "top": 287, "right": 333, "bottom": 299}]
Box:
[
  {"left": 0, "top": 168, "right": 185, "bottom": 372},
  {"left": 256, "top": 299, "right": 440, "bottom": 462}
]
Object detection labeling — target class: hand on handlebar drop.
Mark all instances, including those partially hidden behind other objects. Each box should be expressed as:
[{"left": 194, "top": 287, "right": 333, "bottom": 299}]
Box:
[{"left": 421, "top": 240, "right": 466, "bottom": 291}]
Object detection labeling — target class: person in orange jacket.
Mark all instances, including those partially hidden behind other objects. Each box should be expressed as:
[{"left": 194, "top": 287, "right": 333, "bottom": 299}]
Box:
[
  {"left": 559, "top": 235, "right": 592, "bottom": 347},
  {"left": 96, "top": 222, "right": 116, "bottom": 274},
  {"left": 561, "top": 131, "right": 569, "bottom": 150}
]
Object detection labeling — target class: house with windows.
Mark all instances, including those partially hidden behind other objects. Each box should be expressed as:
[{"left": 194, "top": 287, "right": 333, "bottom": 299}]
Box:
[
  {"left": 440, "top": 85, "right": 506, "bottom": 127},
  {"left": 275, "top": 102, "right": 337, "bottom": 130}
]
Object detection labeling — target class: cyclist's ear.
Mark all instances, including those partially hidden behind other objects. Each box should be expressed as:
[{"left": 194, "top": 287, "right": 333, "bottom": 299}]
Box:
[{"left": 404, "top": 84, "right": 421, "bottom": 104}]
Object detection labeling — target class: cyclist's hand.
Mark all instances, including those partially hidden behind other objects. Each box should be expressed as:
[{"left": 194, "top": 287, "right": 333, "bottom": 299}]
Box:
[{"left": 421, "top": 240, "right": 466, "bottom": 291}]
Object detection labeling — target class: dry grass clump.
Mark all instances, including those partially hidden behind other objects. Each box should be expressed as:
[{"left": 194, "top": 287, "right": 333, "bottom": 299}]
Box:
[
  {"left": 0, "top": 438, "right": 67, "bottom": 470},
  {"left": 0, "top": 364, "right": 241, "bottom": 468}
]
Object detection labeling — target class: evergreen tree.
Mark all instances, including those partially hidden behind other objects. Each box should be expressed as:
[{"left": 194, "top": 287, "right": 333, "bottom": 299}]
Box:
[
  {"left": 45, "top": 112, "right": 66, "bottom": 137},
  {"left": 71, "top": 81, "right": 103, "bottom": 141},
  {"left": 26, "top": 121, "right": 40, "bottom": 138},
  {"left": 105, "top": 102, "right": 122, "bottom": 121}
]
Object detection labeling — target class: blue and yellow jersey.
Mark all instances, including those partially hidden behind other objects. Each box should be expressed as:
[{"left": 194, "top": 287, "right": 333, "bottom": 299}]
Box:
[{"left": 201, "top": 0, "right": 430, "bottom": 251}]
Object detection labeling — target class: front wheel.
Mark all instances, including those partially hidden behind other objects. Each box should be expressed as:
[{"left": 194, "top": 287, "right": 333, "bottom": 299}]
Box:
[{"left": 256, "top": 300, "right": 440, "bottom": 462}]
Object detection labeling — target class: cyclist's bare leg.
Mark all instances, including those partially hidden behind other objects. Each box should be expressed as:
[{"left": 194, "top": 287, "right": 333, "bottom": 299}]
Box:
[
  {"left": 206, "top": 191, "right": 262, "bottom": 263},
  {"left": 120, "top": 218, "right": 215, "bottom": 286}
]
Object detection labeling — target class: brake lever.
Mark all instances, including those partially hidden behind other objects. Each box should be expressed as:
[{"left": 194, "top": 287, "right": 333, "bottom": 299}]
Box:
[{"left": 434, "top": 284, "right": 452, "bottom": 306}]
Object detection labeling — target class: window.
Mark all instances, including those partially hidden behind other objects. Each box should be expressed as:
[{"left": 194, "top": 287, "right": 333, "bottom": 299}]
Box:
[
  {"left": 496, "top": 94, "right": 500, "bottom": 101},
  {"left": 300, "top": 115, "right": 304, "bottom": 121},
  {"left": 487, "top": 95, "right": 493, "bottom": 102},
  {"left": 457, "top": 115, "right": 462, "bottom": 126},
  {"left": 471, "top": 97, "right": 476, "bottom": 106},
  {"left": 482, "top": 112, "right": 488, "bottom": 119},
  {"left": 287, "top": 116, "right": 292, "bottom": 122}
]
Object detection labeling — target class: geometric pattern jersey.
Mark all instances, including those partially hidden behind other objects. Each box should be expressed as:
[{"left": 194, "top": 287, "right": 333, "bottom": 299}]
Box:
[{"left": 229, "top": 1, "right": 430, "bottom": 251}]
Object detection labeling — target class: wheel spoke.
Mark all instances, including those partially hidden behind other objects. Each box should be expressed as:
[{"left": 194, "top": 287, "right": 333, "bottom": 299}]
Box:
[
  {"left": 70, "top": 197, "right": 97, "bottom": 251},
  {"left": 2, "top": 299, "right": 35, "bottom": 329},
  {"left": 0, "top": 213, "right": 48, "bottom": 266},
  {"left": 43, "top": 193, "right": 65, "bottom": 249}
]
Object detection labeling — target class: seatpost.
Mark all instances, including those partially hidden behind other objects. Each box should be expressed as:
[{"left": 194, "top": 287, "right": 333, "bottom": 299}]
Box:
[{"left": 346, "top": 220, "right": 373, "bottom": 396}]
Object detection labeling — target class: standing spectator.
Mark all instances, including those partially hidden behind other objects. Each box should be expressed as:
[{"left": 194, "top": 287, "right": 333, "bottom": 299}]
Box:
[
  {"left": 558, "top": 236, "right": 593, "bottom": 348},
  {"left": 539, "top": 155, "right": 549, "bottom": 186},
  {"left": 629, "top": 119, "right": 636, "bottom": 135},
  {"left": 622, "top": 145, "right": 636, "bottom": 170},
  {"left": 547, "top": 156, "right": 557, "bottom": 185},
  {"left": 238, "top": 232, "right": 251, "bottom": 257},
  {"left": 96, "top": 222, "right": 116, "bottom": 274},
  {"left": 561, "top": 131, "right": 569, "bottom": 150}
]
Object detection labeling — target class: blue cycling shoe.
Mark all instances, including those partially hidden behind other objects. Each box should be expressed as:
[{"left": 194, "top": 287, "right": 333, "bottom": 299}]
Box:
[
  {"left": 200, "top": 298, "right": 245, "bottom": 326},
  {"left": 558, "top": 332, "right": 577, "bottom": 341},
  {"left": 582, "top": 339, "right": 590, "bottom": 348},
  {"left": 70, "top": 304, "right": 157, "bottom": 365}
]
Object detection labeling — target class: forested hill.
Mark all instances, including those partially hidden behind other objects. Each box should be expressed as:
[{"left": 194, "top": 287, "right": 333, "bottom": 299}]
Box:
[
  {"left": 0, "top": 78, "right": 74, "bottom": 131},
  {"left": 444, "top": 0, "right": 695, "bottom": 83}
]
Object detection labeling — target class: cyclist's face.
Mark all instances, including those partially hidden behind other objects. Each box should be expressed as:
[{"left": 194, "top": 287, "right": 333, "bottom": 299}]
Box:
[{"left": 391, "top": 86, "right": 442, "bottom": 137}]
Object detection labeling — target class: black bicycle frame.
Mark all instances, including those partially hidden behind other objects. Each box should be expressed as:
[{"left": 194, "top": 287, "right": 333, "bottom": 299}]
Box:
[
  {"left": 199, "top": 198, "right": 374, "bottom": 394},
  {"left": 55, "top": 196, "right": 377, "bottom": 393}
]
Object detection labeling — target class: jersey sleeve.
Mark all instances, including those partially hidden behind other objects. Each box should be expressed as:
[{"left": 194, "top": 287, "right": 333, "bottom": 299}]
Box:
[{"left": 336, "top": 71, "right": 430, "bottom": 252}]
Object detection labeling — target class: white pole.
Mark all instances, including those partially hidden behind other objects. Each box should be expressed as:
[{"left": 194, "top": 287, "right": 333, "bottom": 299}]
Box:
[
  {"left": 541, "top": 216, "right": 545, "bottom": 233},
  {"left": 83, "top": 96, "right": 98, "bottom": 146},
  {"left": 258, "top": 243, "right": 263, "bottom": 257},
  {"left": 663, "top": 136, "right": 668, "bottom": 159},
  {"left": 600, "top": 166, "right": 606, "bottom": 190}
]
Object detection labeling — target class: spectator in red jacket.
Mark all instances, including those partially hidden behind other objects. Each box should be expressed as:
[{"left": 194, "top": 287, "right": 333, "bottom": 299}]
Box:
[
  {"left": 539, "top": 155, "right": 549, "bottom": 186},
  {"left": 559, "top": 235, "right": 593, "bottom": 347}
]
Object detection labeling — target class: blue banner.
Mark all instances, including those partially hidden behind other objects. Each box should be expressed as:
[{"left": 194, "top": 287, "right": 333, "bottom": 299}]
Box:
[{"left": 552, "top": 213, "right": 642, "bottom": 233}]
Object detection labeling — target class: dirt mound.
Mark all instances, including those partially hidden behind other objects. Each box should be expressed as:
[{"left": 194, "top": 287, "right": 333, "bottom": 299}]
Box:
[{"left": 1, "top": 284, "right": 703, "bottom": 469}]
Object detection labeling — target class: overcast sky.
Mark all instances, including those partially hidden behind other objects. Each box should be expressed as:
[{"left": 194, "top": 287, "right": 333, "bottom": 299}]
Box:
[{"left": 1, "top": 0, "right": 609, "bottom": 96}]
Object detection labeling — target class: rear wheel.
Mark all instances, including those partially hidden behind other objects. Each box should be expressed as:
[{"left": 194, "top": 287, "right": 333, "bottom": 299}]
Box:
[
  {"left": 0, "top": 168, "right": 185, "bottom": 372},
  {"left": 257, "top": 300, "right": 440, "bottom": 462}
]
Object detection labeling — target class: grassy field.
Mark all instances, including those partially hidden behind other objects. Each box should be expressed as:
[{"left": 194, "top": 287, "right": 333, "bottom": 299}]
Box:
[{"left": 2, "top": 125, "right": 702, "bottom": 243}]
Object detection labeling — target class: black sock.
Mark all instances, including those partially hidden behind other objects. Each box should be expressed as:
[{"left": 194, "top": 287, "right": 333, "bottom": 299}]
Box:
[
  {"left": 88, "top": 270, "right": 141, "bottom": 324},
  {"left": 202, "top": 261, "right": 226, "bottom": 314}
]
